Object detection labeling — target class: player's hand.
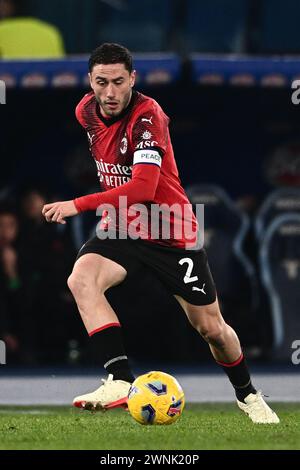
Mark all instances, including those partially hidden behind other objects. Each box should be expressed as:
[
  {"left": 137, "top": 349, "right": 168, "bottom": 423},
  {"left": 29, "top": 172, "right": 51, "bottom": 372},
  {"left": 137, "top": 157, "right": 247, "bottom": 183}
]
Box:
[{"left": 42, "top": 200, "right": 78, "bottom": 224}]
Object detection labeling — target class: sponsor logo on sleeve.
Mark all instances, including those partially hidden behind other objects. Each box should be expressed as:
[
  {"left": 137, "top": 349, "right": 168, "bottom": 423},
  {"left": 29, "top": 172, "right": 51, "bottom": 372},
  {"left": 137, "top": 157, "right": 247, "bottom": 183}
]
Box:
[{"left": 135, "top": 140, "right": 158, "bottom": 150}]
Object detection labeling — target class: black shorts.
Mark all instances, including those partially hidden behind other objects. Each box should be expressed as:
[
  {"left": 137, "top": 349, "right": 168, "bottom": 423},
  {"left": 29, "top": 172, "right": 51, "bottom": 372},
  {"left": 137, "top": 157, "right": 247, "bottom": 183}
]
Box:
[{"left": 76, "top": 237, "right": 217, "bottom": 306}]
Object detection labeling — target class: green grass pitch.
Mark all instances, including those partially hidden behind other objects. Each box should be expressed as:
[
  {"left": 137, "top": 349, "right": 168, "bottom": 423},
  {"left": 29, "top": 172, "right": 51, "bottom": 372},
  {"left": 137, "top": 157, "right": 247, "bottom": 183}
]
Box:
[{"left": 0, "top": 403, "right": 299, "bottom": 450}]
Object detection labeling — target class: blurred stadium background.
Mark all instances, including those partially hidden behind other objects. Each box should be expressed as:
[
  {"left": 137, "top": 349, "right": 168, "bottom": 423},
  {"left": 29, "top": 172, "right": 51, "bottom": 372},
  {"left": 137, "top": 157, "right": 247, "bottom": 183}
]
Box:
[{"left": 0, "top": 0, "right": 299, "bottom": 404}]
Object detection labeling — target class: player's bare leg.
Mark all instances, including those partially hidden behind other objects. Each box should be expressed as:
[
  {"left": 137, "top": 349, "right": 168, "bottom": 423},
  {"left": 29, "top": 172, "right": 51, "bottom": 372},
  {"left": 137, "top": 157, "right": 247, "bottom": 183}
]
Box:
[
  {"left": 175, "top": 295, "right": 279, "bottom": 424},
  {"left": 68, "top": 253, "right": 125, "bottom": 333},
  {"left": 175, "top": 296, "right": 241, "bottom": 363},
  {"left": 68, "top": 253, "right": 134, "bottom": 410}
]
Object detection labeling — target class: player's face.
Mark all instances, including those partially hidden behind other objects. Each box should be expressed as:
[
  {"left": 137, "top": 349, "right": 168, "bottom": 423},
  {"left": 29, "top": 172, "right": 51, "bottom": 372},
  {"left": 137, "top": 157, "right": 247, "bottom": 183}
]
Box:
[{"left": 89, "top": 63, "right": 136, "bottom": 118}]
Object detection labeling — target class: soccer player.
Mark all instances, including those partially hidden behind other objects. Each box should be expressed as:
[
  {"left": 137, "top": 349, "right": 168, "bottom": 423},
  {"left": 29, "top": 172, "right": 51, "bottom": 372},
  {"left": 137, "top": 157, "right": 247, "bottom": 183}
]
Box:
[{"left": 42, "top": 43, "right": 279, "bottom": 423}]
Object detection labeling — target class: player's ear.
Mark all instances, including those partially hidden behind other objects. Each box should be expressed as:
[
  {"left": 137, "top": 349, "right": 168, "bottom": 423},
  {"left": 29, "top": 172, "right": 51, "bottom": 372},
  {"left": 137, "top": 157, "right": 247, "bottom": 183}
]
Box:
[{"left": 130, "top": 70, "right": 136, "bottom": 88}]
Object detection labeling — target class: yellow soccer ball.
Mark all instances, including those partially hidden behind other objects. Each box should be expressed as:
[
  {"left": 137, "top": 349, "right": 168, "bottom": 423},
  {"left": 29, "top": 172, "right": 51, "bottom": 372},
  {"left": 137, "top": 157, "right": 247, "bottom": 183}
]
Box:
[{"left": 127, "top": 371, "right": 185, "bottom": 425}]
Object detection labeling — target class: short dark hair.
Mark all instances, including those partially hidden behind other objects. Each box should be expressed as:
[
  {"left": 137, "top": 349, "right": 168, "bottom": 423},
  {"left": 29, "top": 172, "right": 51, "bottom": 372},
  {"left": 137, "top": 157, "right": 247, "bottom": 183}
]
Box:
[{"left": 88, "top": 43, "right": 133, "bottom": 74}]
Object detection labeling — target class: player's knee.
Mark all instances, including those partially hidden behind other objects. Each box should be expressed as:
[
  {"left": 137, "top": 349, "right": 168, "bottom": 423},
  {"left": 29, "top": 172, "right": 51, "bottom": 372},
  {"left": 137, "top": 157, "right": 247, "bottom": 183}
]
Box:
[
  {"left": 67, "top": 272, "right": 84, "bottom": 298},
  {"left": 67, "top": 271, "right": 96, "bottom": 299}
]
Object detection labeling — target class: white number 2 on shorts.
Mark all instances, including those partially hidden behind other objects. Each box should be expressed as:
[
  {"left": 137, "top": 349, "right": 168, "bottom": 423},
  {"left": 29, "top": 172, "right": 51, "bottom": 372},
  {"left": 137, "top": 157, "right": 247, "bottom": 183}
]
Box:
[{"left": 178, "top": 257, "right": 199, "bottom": 284}]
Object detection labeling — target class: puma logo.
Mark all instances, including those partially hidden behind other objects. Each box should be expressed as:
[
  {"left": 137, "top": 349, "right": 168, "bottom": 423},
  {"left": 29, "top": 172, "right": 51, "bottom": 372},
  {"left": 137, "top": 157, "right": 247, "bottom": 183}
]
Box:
[
  {"left": 141, "top": 116, "right": 153, "bottom": 124},
  {"left": 87, "top": 132, "right": 95, "bottom": 145},
  {"left": 192, "top": 283, "right": 206, "bottom": 294}
]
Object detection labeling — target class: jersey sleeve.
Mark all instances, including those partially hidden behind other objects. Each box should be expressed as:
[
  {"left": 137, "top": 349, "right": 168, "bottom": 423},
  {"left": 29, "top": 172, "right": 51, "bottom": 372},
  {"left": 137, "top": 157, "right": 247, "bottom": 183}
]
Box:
[
  {"left": 74, "top": 163, "right": 161, "bottom": 212},
  {"left": 75, "top": 92, "right": 94, "bottom": 129},
  {"left": 131, "top": 105, "right": 169, "bottom": 167},
  {"left": 75, "top": 100, "right": 86, "bottom": 129}
]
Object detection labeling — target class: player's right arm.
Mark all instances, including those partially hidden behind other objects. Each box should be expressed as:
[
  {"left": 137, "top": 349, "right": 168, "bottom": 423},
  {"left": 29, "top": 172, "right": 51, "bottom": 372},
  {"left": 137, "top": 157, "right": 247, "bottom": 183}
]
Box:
[{"left": 74, "top": 154, "right": 162, "bottom": 212}]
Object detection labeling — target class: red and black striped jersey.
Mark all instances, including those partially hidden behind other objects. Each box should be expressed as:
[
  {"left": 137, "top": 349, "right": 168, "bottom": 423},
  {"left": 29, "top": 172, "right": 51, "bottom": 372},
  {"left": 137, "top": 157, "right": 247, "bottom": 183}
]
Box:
[{"left": 74, "top": 90, "right": 198, "bottom": 249}]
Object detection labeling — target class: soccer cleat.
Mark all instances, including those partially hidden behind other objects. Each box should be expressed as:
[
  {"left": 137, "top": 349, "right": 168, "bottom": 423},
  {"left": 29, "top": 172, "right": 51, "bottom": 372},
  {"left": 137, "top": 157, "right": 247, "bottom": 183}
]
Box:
[
  {"left": 73, "top": 374, "right": 131, "bottom": 411},
  {"left": 237, "top": 391, "right": 280, "bottom": 424}
]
